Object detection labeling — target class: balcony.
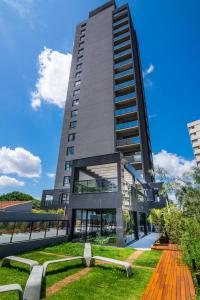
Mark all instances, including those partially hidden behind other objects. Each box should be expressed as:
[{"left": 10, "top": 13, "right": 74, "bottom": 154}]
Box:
[
  {"left": 114, "top": 58, "right": 133, "bottom": 70},
  {"left": 115, "top": 106, "right": 137, "bottom": 117},
  {"left": 113, "top": 24, "right": 129, "bottom": 35},
  {"left": 113, "top": 10, "right": 128, "bottom": 19},
  {"left": 116, "top": 137, "right": 140, "bottom": 147},
  {"left": 115, "top": 92, "right": 136, "bottom": 103},
  {"left": 114, "top": 32, "right": 130, "bottom": 43},
  {"left": 114, "top": 80, "right": 135, "bottom": 91},
  {"left": 114, "top": 40, "right": 131, "bottom": 51},
  {"left": 74, "top": 178, "right": 118, "bottom": 193},
  {"left": 124, "top": 153, "right": 142, "bottom": 163},
  {"left": 113, "top": 17, "right": 129, "bottom": 28},
  {"left": 116, "top": 120, "right": 138, "bottom": 131},
  {"left": 114, "top": 49, "right": 132, "bottom": 60},
  {"left": 114, "top": 68, "right": 134, "bottom": 79}
]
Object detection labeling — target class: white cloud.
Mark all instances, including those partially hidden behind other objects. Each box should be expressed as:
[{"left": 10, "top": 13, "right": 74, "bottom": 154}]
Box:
[
  {"left": 46, "top": 172, "right": 55, "bottom": 178},
  {"left": 0, "top": 175, "right": 24, "bottom": 189},
  {"left": 2, "top": 0, "right": 33, "bottom": 22},
  {"left": 31, "top": 47, "right": 72, "bottom": 110},
  {"left": 143, "top": 64, "right": 154, "bottom": 78},
  {"left": 153, "top": 150, "right": 195, "bottom": 180},
  {"left": 0, "top": 147, "right": 41, "bottom": 178}
]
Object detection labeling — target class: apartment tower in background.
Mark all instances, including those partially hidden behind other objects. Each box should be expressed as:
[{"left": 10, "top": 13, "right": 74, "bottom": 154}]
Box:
[
  {"left": 42, "top": 1, "right": 161, "bottom": 246},
  {"left": 188, "top": 119, "right": 200, "bottom": 168}
]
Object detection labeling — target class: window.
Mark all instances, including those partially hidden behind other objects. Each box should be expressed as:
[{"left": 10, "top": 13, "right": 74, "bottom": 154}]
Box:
[
  {"left": 80, "top": 36, "right": 85, "bottom": 42},
  {"left": 67, "top": 146, "right": 74, "bottom": 156},
  {"left": 65, "top": 161, "right": 72, "bottom": 172},
  {"left": 79, "top": 41, "right": 84, "bottom": 48},
  {"left": 69, "top": 121, "right": 77, "bottom": 128},
  {"left": 75, "top": 71, "right": 82, "bottom": 78},
  {"left": 81, "top": 29, "right": 86, "bottom": 35},
  {"left": 63, "top": 176, "right": 70, "bottom": 187},
  {"left": 61, "top": 193, "right": 69, "bottom": 205},
  {"left": 68, "top": 133, "right": 76, "bottom": 142},
  {"left": 77, "top": 56, "right": 83, "bottom": 63},
  {"left": 73, "top": 89, "right": 80, "bottom": 96},
  {"left": 72, "top": 99, "right": 79, "bottom": 107},
  {"left": 71, "top": 110, "right": 78, "bottom": 117},
  {"left": 74, "top": 80, "right": 81, "bottom": 87},
  {"left": 78, "top": 49, "right": 84, "bottom": 56},
  {"left": 76, "top": 63, "right": 82, "bottom": 70},
  {"left": 81, "top": 23, "right": 86, "bottom": 28}
]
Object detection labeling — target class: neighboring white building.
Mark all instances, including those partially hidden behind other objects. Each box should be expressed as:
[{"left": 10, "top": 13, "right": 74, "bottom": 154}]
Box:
[{"left": 188, "top": 119, "right": 200, "bottom": 168}]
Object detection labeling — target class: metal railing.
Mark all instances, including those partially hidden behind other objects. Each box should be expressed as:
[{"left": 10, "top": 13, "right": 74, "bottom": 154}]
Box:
[
  {"left": 114, "top": 58, "right": 133, "bottom": 69},
  {"left": 115, "top": 106, "right": 137, "bottom": 116},
  {"left": 116, "top": 137, "right": 140, "bottom": 146},
  {"left": 114, "top": 40, "right": 130, "bottom": 50},
  {"left": 114, "top": 68, "right": 133, "bottom": 79},
  {"left": 113, "top": 16, "right": 129, "bottom": 27},
  {"left": 0, "top": 220, "right": 69, "bottom": 244},
  {"left": 114, "top": 32, "right": 130, "bottom": 42},
  {"left": 116, "top": 120, "right": 139, "bottom": 130},
  {"left": 74, "top": 178, "right": 118, "bottom": 193},
  {"left": 114, "top": 79, "right": 135, "bottom": 91},
  {"left": 114, "top": 49, "right": 132, "bottom": 59},
  {"left": 115, "top": 92, "right": 136, "bottom": 103},
  {"left": 113, "top": 24, "right": 129, "bottom": 35}
]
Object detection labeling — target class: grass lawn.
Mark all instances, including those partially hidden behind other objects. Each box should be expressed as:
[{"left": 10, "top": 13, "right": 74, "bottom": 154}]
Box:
[
  {"left": 0, "top": 242, "right": 154, "bottom": 300},
  {"left": 134, "top": 250, "right": 163, "bottom": 268},
  {"left": 45, "top": 265, "right": 153, "bottom": 300}
]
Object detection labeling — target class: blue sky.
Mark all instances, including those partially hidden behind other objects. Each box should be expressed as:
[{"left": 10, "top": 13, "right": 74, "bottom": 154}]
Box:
[{"left": 0, "top": 0, "right": 199, "bottom": 198}]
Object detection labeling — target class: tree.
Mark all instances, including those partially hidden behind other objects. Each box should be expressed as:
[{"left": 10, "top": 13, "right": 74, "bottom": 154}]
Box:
[{"left": 0, "top": 191, "right": 40, "bottom": 208}]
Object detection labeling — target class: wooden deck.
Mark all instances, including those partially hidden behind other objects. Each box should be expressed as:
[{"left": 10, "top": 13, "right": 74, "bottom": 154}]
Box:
[
  {"left": 151, "top": 244, "right": 178, "bottom": 251},
  {"left": 141, "top": 248, "right": 196, "bottom": 300}
]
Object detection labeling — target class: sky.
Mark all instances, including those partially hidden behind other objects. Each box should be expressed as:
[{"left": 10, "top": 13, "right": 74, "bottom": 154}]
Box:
[{"left": 0, "top": 0, "right": 199, "bottom": 199}]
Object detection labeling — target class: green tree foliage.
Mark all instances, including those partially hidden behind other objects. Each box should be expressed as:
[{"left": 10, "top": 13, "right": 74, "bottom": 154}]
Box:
[{"left": 0, "top": 191, "right": 41, "bottom": 208}]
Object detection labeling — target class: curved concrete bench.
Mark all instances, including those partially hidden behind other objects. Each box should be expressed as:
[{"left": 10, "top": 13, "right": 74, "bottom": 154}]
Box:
[
  {"left": 43, "top": 256, "right": 83, "bottom": 277},
  {"left": 93, "top": 256, "right": 132, "bottom": 277},
  {"left": 0, "top": 284, "right": 23, "bottom": 300},
  {"left": 1, "top": 256, "right": 39, "bottom": 271},
  {"left": 23, "top": 265, "right": 44, "bottom": 300}
]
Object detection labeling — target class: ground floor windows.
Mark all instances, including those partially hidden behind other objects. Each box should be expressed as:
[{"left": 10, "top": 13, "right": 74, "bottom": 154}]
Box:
[
  {"left": 72, "top": 209, "right": 116, "bottom": 244},
  {"left": 123, "top": 210, "right": 137, "bottom": 245},
  {"left": 138, "top": 212, "right": 147, "bottom": 238}
]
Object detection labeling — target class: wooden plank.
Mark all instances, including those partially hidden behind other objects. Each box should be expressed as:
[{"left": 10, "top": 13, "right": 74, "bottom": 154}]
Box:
[{"left": 141, "top": 247, "right": 196, "bottom": 300}]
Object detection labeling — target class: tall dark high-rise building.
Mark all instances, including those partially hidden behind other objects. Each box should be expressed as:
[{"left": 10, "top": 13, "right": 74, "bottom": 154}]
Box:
[{"left": 42, "top": 0, "right": 159, "bottom": 246}]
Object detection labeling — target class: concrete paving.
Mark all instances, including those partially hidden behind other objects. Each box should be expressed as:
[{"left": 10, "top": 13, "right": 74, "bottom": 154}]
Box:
[{"left": 127, "top": 233, "right": 160, "bottom": 250}]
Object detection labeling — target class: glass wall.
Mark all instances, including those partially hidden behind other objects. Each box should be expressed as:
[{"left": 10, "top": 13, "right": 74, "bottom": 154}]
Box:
[
  {"left": 138, "top": 212, "right": 147, "bottom": 238},
  {"left": 74, "top": 163, "right": 118, "bottom": 193},
  {"left": 0, "top": 220, "right": 68, "bottom": 244},
  {"left": 123, "top": 210, "right": 137, "bottom": 245},
  {"left": 72, "top": 209, "right": 116, "bottom": 245}
]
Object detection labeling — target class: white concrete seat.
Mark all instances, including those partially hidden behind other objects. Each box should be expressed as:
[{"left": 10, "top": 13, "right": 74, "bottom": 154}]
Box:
[
  {"left": 1, "top": 256, "right": 39, "bottom": 271},
  {"left": 0, "top": 284, "right": 23, "bottom": 300},
  {"left": 23, "top": 265, "right": 44, "bottom": 300},
  {"left": 93, "top": 255, "right": 132, "bottom": 277},
  {"left": 83, "top": 242, "right": 94, "bottom": 267},
  {"left": 42, "top": 256, "right": 83, "bottom": 277}
]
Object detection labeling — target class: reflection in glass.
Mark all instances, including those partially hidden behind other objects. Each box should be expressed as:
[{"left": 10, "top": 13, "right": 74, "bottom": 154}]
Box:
[
  {"left": 12, "top": 222, "right": 31, "bottom": 242},
  {"left": 0, "top": 222, "right": 15, "bottom": 244}
]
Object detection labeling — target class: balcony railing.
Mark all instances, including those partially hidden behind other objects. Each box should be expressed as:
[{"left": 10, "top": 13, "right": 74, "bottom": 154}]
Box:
[
  {"left": 114, "top": 32, "right": 130, "bottom": 42},
  {"left": 113, "top": 10, "right": 128, "bottom": 18},
  {"left": 116, "top": 137, "right": 140, "bottom": 147},
  {"left": 114, "top": 49, "right": 132, "bottom": 59},
  {"left": 114, "top": 68, "right": 134, "bottom": 79},
  {"left": 114, "top": 80, "right": 135, "bottom": 91},
  {"left": 116, "top": 120, "right": 139, "bottom": 130},
  {"left": 115, "top": 92, "right": 136, "bottom": 103},
  {"left": 115, "top": 106, "right": 137, "bottom": 116},
  {"left": 113, "top": 24, "right": 129, "bottom": 35},
  {"left": 114, "top": 40, "right": 130, "bottom": 50},
  {"left": 124, "top": 153, "right": 142, "bottom": 162},
  {"left": 74, "top": 178, "right": 118, "bottom": 193},
  {"left": 113, "top": 16, "right": 129, "bottom": 27},
  {"left": 114, "top": 58, "right": 133, "bottom": 69}
]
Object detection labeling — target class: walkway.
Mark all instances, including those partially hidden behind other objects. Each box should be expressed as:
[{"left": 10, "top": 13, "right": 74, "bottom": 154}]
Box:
[
  {"left": 127, "top": 233, "right": 160, "bottom": 250},
  {"left": 142, "top": 247, "right": 196, "bottom": 300}
]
